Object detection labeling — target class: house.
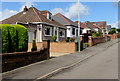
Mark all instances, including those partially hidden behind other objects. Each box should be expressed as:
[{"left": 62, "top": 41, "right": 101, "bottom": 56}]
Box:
[
  {"left": 91, "top": 21, "right": 107, "bottom": 34},
  {"left": 52, "top": 13, "right": 78, "bottom": 38},
  {"left": 106, "top": 25, "right": 112, "bottom": 34},
  {"left": 75, "top": 21, "right": 102, "bottom": 34},
  {"left": 1, "top": 6, "right": 67, "bottom": 42}
]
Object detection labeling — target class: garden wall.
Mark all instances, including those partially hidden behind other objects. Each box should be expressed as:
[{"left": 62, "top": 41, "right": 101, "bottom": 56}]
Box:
[
  {"left": 28, "top": 42, "right": 43, "bottom": 52},
  {"left": 88, "top": 36, "right": 105, "bottom": 46},
  {"left": 108, "top": 34, "right": 117, "bottom": 39},
  {"left": 2, "top": 40, "right": 50, "bottom": 72},
  {"left": 50, "top": 42, "right": 77, "bottom": 53}
]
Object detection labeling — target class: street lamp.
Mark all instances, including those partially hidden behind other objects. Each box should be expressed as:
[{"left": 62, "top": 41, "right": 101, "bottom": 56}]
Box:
[{"left": 78, "top": 0, "right": 80, "bottom": 52}]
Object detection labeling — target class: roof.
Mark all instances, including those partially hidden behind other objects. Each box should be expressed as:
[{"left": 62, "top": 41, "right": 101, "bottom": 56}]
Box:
[
  {"left": 75, "top": 21, "right": 91, "bottom": 29},
  {"left": 1, "top": 7, "right": 65, "bottom": 28},
  {"left": 52, "top": 13, "right": 78, "bottom": 27}
]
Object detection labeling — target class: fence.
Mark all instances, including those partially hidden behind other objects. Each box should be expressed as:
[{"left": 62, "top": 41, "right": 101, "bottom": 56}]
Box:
[{"left": 1, "top": 40, "right": 50, "bottom": 72}]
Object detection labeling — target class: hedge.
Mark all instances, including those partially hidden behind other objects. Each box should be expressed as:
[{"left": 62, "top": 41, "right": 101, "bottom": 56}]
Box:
[
  {"left": 14, "top": 25, "right": 28, "bottom": 52},
  {"left": 0, "top": 24, "right": 28, "bottom": 53}
]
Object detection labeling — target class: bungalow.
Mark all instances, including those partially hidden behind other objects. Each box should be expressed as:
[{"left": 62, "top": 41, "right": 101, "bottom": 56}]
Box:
[
  {"left": 52, "top": 13, "right": 78, "bottom": 38},
  {"left": 1, "top": 6, "right": 67, "bottom": 42},
  {"left": 91, "top": 21, "right": 107, "bottom": 34}
]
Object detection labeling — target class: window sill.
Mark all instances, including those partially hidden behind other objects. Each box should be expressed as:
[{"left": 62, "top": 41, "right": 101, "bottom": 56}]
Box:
[{"left": 45, "top": 35, "right": 52, "bottom": 37}]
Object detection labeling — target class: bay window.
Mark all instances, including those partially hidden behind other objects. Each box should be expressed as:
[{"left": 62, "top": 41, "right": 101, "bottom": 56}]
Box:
[{"left": 44, "top": 27, "right": 52, "bottom": 36}]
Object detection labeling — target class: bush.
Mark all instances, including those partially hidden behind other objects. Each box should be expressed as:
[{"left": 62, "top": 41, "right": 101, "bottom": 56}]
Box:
[
  {"left": 0, "top": 24, "right": 17, "bottom": 53},
  {"left": 52, "top": 35, "right": 57, "bottom": 42},
  {"left": 108, "top": 28, "right": 116, "bottom": 34},
  {"left": 31, "top": 39, "right": 37, "bottom": 51},
  {"left": 66, "top": 37, "right": 70, "bottom": 42},
  {"left": 92, "top": 33, "right": 98, "bottom": 38},
  {"left": 92, "top": 31, "right": 103, "bottom": 38},
  {"left": 14, "top": 25, "right": 28, "bottom": 52},
  {"left": 1, "top": 24, "right": 28, "bottom": 53}
]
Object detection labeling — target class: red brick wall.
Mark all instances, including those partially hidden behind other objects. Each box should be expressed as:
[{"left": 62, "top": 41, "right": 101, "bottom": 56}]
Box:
[
  {"left": 50, "top": 42, "right": 77, "bottom": 53},
  {"left": 2, "top": 40, "right": 50, "bottom": 72},
  {"left": 92, "top": 37, "right": 105, "bottom": 45},
  {"left": 108, "top": 34, "right": 117, "bottom": 39},
  {"left": 117, "top": 33, "right": 120, "bottom": 38},
  {"left": 88, "top": 36, "right": 105, "bottom": 46},
  {"left": 29, "top": 42, "right": 78, "bottom": 53},
  {"left": 28, "top": 42, "right": 43, "bottom": 52}
]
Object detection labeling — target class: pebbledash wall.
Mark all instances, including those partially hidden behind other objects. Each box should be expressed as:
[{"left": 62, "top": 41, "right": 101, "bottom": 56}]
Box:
[{"left": 2, "top": 41, "right": 50, "bottom": 72}]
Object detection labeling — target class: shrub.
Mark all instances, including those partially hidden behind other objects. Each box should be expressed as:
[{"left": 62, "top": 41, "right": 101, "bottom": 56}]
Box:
[
  {"left": 14, "top": 25, "right": 28, "bottom": 52},
  {"left": 92, "top": 33, "right": 98, "bottom": 38},
  {"left": 52, "top": 35, "right": 57, "bottom": 42},
  {"left": 70, "top": 38, "right": 75, "bottom": 42},
  {"left": 66, "top": 37, "right": 70, "bottom": 42},
  {"left": 31, "top": 39, "right": 37, "bottom": 51},
  {"left": 0, "top": 24, "right": 17, "bottom": 53},
  {"left": 1, "top": 24, "right": 28, "bottom": 53},
  {"left": 108, "top": 28, "right": 116, "bottom": 34}
]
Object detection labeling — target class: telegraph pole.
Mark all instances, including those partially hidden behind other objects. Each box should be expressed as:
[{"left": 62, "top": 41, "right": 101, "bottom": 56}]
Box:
[{"left": 78, "top": 0, "right": 80, "bottom": 52}]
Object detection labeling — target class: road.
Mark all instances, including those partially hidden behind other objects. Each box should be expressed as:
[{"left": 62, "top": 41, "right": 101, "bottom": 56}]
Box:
[{"left": 49, "top": 42, "right": 118, "bottom": 79}]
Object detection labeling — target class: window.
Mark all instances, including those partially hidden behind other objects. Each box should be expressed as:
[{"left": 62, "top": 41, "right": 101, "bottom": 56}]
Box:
[
  {"left": 49, "top": 14, "right": 52, "bottom": 20},
  {"left": 34, "top": 30, "right": 37, "bottom": 39},
  {"left": 72, "top": 28, "right": 75, "bottom": 35},
  {"left": 47, "top": 13, "right": 52, "bottom": 20},
  {"left": 44, "top": 27, "right": 52, "bottom": 36},
  {"left": 59, "top": 29, "right": 65, "bottom": 37}
]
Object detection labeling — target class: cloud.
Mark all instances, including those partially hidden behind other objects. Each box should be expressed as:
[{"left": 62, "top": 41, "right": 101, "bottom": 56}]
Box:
[
  {"left": 19, "top": 2, "right": 36, "bottom": 11},
  {"left": 51, "top": 8, "right": 64, "bottom": 15},
  {"left": 0, "top": 2, "right": 35, "bottom": 21},
  {"left": 51, "top": 3, "right": 89, "bottom": 19},
  {"left": 0, "top": 9, "right": 18, "bottom": 20},
  {"left": 111, "top": 21, "right": 120, "bottom": 28}
]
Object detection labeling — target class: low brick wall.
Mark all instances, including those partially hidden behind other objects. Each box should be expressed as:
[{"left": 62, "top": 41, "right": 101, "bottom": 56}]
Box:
[
  {"left": 92, "top": 37, "right": 105, "bottom": 45},
  {"left": 2, "top": 40, "right": 50, "bottom": 72},
  {"left": 50, "top": 42, "right": 77, "bottom": 53},
  {"left": 88, "top": 36, "right": 105, "bottom": 46},
  {"left": 108, "top": 34, "right": 117, "bottom": 39},
  {"left": 28, "top": 42, "right": 43, "bottom": 52},
  {"left": 117, "top": 33, "right": 120, "bottom": 38}
]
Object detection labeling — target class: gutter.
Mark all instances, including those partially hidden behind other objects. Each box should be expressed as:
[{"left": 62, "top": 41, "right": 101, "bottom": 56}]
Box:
[{"left": 30, "top": 22, "right": 66, "bottom": 29}]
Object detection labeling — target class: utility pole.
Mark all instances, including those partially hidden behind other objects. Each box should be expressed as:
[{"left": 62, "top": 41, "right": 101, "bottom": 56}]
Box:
[{"left": 78, "top": 0, "right": 80, "bottom": 52}]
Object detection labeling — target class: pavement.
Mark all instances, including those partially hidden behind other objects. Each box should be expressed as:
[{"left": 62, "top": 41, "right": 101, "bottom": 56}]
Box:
[{"left": 2, "top": 39, "right": 119, "bottom": 80}]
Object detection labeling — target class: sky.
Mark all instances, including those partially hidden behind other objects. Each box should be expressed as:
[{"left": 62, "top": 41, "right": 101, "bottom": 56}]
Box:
[{"left": 0, "top": 2, "right": 119, "bottom": 28}]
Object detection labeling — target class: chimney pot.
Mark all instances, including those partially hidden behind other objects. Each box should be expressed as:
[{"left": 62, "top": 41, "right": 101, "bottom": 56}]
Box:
[{"left": 23, "top": 6, "right": 28, "bottom": 12}]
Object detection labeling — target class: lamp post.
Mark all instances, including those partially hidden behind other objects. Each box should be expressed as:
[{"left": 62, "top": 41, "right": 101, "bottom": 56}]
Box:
[{"left": 78, "top": 0, "right": 80, "bottom": 52}]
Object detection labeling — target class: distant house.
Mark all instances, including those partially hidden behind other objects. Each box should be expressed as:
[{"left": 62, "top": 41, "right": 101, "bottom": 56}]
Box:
[
  {"left": 75, "top": 21, "right": 102, "bottom": 34},
  {"left": 1, "top": 6, "right": 66, "bottom": 42},
  {"left": 53, "top": 13, "right": 78, "bottom": 38},
  {"left": 106, "top": 25, "right": 112, "bottom": 34},
  {"left": 91, "top": 21, "right": 107, "bottom": 34}
]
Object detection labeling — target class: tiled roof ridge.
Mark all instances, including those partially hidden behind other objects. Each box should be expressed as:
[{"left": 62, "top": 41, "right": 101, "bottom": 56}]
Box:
[{"left": 32, "top": 7, "right": 42, "bottom": 22}]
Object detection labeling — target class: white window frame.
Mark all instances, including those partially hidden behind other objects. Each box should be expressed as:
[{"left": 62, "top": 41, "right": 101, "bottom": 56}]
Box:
[
  {"left": 44, "top": 26, "right": 52, "bottom": 36},
  {"left": 59, "top": 29, "right": 65, "bottom": 37}
]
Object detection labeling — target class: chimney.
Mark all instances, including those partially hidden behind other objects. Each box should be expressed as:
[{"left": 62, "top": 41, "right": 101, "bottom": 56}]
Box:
[{"left": 23, "top": 6, "right": 28, "bottom": 12}]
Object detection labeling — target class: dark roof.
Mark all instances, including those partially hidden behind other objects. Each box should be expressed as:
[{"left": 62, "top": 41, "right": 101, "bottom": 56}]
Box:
[
  {"left": 52, "top": 13, "right": 78, "bottom": 27},
  {"left": 1, "top": 7, "right": 64, "bottom": 27}
]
